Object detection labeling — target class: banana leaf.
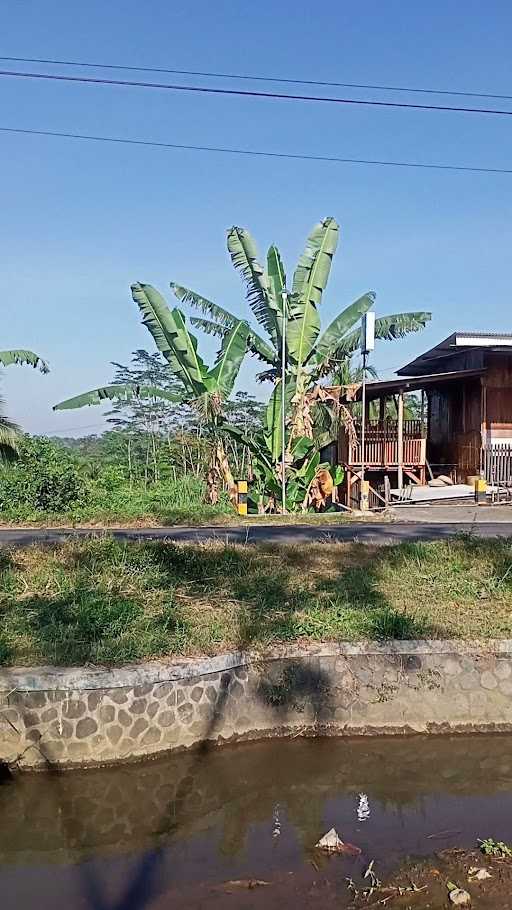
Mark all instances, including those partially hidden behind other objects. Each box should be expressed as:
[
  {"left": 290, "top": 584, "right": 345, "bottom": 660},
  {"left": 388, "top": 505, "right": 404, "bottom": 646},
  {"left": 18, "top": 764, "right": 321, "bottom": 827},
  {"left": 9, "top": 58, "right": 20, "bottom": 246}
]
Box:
[
  {"left": 373, "top": 311, "right": 431, "bottom": 341},
  {"left": 0, "top": 349, "right": 49, "bottom": 373},
  {"left": 132, "top": 284, "right": 208, "bottom": 395},
  {"left": 287, "top": 218, "right": 339, "bottom": 367},
  {"left": 172, "top": 284, "right": 237, "bottom": 330},
  {"left": 291, "top": 435, "right": 315, "bottom": 460},
  {"left": 54, "top": 384, "right": 182, "bottom": 410},
  {"left": 295, "top": 451, "right": 321, "bottom": 482},
  {"left": 131, "top": 283, "right": 176, "bottom": 359},
  {"left": 264, "top": 379, "right": 295, "bottom": 462},
  {"left": 267, "top": 244, "right": 286, "bottom": 342},
  {"left": 313, "top": 292, "right": 376, "bottom": 366},
  {"left": 330, "top": 465, "right": 345, "bottom": 486},
  {"left": 222, "top": 425, "right": 273, "bottom": 471},
  {"left": 168, "top": 307, "right": 211, "bottom": 394},
  {"left": 206, "top": 320, "right": 249, "bottom": 399},
  {"left": 189, "top": 316, "right": 230, "bottom": 339},
  {"left": 227, "top": 226, "right": 280, "bottom": 341},
  {"left": 322, "top": 309, "right": 431, "bottom": 364}
]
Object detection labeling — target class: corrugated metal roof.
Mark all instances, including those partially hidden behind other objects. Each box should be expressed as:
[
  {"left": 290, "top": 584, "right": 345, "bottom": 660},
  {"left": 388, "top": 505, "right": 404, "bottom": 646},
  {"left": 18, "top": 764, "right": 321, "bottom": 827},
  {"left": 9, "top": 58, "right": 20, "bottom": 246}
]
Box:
[
  {"left": 354, "top": 368, "right": 486, "bottom": 401},
  {"left": 398, "top": 332, "right": 512, "bottom": 376},
  {"left": 454, "top": 331, "right": 512, "bottom": 340}
]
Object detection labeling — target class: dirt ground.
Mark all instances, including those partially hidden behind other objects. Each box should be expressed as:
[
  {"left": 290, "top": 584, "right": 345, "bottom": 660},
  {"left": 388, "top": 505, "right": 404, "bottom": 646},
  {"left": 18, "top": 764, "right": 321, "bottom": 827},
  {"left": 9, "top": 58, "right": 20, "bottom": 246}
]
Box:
[{"left": 347, "top": 848, "right": 512, "bottom": 910}]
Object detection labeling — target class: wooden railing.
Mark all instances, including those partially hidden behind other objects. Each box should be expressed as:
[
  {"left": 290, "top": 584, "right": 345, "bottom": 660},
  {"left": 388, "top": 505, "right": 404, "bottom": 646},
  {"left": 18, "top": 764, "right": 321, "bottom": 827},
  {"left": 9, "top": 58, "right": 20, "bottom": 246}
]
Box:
[{"left": 341, "top": 419, "right": 427, "bottom": 467}]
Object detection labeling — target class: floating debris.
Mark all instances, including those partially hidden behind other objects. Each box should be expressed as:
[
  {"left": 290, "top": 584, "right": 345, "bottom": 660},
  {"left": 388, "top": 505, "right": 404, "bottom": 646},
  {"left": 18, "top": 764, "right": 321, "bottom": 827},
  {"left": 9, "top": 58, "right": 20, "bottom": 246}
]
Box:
[
  {"left": 272, "top": 804, "right": 281, "bottom": 839},
  {"left": 357, "top": 792, "right": 371, "bottom": 822},
  {"left": 363, "top": 859, "right": 381, "bottom": 889},
  {"left": 468, "top": 866, "right": 492, "bottom": 881},
  {"left": 219, "top": 879, "right": 270, "bottom": 891},
  {"left": 315, "top": 828, "right": 361, "bottom": 855},
  {"left": 448, "top": 885, "right": 471, "bottom": 905}
]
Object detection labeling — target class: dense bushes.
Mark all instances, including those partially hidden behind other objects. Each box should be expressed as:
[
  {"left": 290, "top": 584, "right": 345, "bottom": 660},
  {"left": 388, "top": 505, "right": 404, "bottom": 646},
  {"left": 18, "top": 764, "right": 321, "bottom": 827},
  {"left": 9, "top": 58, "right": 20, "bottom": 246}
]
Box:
[
  {"left": 0, "top": 437, "right": 88, "bottom": 514},
  {"left": 0, "top": 435, "right": 231, "bottom": 524}
]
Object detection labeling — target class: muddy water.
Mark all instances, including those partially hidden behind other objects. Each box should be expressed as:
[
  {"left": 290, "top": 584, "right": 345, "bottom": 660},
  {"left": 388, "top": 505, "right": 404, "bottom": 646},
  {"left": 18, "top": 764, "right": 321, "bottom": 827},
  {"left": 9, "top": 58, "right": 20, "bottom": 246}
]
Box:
[{"left": 1, "top": 735, "right": 512, "bottom": 909}]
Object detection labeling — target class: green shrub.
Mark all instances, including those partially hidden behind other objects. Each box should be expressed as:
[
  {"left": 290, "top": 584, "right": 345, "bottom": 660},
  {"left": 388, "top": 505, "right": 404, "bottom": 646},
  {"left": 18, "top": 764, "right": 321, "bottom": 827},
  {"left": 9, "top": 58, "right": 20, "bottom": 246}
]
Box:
[{"left": 0, "top": 436, "right": 88, "bottom": 514}]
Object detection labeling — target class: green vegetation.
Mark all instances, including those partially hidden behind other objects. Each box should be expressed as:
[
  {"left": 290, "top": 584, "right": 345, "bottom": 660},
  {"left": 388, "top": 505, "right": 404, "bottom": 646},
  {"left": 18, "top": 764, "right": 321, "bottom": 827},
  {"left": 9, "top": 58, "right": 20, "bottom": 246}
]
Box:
[
  {"left": 46, "top": 216, "right": 429, "bottom": 517},
  {"left": 1, "top": 535, "right": 512, "bottom": 666},
  {"left": 0, "top": 348, "right": 49, "bottom": 461},
  {"left": 479, "top": 838, "right": 512, "bottom": 857},
  {"left": 0, "top": 435, "right": 232, "bottom": 525}
]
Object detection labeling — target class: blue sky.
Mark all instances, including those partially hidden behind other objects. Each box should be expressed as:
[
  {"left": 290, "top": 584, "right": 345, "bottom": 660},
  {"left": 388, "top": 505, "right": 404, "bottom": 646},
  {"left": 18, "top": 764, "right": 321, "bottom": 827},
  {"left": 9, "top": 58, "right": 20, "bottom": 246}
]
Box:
[{"left": 2, "top": 0, "right": 512, "bottom": 435}]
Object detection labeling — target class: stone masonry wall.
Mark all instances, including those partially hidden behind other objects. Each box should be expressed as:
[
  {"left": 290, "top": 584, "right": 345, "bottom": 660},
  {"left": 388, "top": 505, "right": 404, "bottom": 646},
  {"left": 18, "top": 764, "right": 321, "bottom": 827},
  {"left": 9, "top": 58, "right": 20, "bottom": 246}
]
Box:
[{"left": 2, "top": 641, "right": 512, "bottom": 768}]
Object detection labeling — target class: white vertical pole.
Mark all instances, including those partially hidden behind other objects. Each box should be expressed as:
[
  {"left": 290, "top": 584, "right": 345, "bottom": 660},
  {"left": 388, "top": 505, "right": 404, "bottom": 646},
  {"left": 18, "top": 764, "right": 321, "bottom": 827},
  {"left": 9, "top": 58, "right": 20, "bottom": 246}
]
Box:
[
  {"left": 361, "top": 351, "right": 367, "bottom": 490},
  {"left": 281, "top": 290, "right": 287, "bottom": 514},
  {"left": 397, "top": 389, "right": 404, "bottom": 490},
  {"left": 359, "top": 311, "right": 374, "bottom": 509}
]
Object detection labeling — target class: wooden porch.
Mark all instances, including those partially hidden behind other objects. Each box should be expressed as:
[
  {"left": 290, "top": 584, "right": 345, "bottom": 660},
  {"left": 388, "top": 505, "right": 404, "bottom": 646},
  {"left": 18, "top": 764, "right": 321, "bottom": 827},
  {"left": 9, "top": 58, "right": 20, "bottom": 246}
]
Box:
[
  {"left": 339, "top": 417, "right": 427, "bottom": 507},
  {"left": 340, "top": 418, "right": 426, "bottom": 472}
]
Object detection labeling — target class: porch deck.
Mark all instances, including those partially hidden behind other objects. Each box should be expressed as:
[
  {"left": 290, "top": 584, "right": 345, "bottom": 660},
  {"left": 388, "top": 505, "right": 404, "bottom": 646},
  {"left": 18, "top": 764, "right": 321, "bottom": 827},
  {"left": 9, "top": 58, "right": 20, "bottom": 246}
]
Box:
[{"left": 339, "top": 419, "right": 426, "bottom": 473}]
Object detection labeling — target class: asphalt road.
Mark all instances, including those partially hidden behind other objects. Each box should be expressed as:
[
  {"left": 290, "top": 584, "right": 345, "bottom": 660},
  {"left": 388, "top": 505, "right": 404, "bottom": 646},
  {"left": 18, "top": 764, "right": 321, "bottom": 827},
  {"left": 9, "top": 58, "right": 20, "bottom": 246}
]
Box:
[{"left": 1, "top": 519, "right": 512, "bottom": 547}]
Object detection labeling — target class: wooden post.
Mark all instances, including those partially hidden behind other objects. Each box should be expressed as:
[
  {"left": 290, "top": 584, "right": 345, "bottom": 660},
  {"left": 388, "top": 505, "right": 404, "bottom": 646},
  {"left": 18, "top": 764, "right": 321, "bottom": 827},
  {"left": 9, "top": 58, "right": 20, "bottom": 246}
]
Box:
[{"left": 397, "top": 389, "right": 404, "bottom": 490}]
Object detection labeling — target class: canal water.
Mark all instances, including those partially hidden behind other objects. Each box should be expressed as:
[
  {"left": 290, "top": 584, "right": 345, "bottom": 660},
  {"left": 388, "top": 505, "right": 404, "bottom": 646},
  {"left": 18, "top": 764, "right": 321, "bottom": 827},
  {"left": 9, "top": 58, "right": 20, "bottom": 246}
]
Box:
[{"left": 1, "top": 735, "right": 512, "bottom": 908}]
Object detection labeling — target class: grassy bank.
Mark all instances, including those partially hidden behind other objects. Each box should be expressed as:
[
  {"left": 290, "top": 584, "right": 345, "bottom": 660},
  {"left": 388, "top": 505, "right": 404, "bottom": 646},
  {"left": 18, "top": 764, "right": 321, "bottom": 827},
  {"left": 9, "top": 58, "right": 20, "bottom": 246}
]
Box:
[
  {"left": 1, "top": 536, "right": 512, "bottom": 666},
  {"left": 0, "top": 475, "right": 235, "bottom": 527}
]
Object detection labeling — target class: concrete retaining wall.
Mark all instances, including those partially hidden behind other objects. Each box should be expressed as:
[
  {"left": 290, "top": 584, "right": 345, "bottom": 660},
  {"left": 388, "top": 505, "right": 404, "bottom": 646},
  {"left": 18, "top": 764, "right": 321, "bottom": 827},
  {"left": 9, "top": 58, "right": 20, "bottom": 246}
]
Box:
[{"left": 2, "top": 641, "right": 512, "bottom": 768}]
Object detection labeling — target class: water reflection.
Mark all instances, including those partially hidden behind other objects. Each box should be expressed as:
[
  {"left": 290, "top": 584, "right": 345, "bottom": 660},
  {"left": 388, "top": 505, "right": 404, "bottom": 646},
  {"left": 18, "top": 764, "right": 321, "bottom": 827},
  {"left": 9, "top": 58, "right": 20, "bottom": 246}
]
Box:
[{"left": 1, "top": 735, "right": 512, "bottom": 908}]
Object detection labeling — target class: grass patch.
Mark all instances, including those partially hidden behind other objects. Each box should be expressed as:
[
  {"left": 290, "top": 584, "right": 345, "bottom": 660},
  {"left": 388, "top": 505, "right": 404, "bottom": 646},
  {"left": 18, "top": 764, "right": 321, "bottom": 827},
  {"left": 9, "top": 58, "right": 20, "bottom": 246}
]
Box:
[{"left": 1, "top": 535, "right": 512, "bottom": 666}]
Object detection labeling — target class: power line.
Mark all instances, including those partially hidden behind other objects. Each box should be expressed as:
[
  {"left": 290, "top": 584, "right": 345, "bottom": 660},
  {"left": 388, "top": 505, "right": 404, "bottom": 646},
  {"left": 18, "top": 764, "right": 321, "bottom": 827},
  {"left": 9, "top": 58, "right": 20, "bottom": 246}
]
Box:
[
  {"left": 2, "top": 68, "right": 512, "bottom": 117},
  {"left": 2, "top": 54, "right": 512, "bottom": 103},
  {"left": 2, "top": 125, "right": 512, "bottom": 174},
  {"left": 46, "top": 422, "right": 108, "bottom": 433}
]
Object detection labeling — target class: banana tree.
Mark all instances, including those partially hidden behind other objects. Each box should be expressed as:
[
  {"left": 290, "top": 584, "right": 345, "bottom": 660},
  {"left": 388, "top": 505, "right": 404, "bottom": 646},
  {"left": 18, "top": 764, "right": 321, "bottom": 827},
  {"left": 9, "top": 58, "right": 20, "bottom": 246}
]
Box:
[
  {"left": 225, "top": 423, "right": 343, "bottom": 513},
  {"left": 0, "top": 349, "right": 49, "bottom": 460},
  {"left": 172, "top": 217, "right": 430, "bottom": 457},
  {"left": 54, "top": 284, "right": 249, "bottom": 504}
]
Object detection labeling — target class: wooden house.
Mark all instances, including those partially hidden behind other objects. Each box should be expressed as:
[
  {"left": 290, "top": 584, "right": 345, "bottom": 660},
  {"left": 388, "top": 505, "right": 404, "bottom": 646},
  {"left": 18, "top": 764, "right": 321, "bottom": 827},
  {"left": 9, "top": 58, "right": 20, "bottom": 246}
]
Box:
[{"left": 332, "top": 332, "right": 512, "bottom": 507}]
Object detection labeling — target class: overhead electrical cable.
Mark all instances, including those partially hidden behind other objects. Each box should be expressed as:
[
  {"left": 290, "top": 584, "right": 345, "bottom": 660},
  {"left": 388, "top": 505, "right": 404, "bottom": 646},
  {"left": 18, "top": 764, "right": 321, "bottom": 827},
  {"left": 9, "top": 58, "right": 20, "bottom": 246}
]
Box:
[
  {"left": 1, "top": 69, "right": 512, "bottom": 117},
  {"left": 2, "top": 54, "right": 512, "bottom": 102},
  {"left": 2, "top": 125, "right": 511, "bottom": 174}
]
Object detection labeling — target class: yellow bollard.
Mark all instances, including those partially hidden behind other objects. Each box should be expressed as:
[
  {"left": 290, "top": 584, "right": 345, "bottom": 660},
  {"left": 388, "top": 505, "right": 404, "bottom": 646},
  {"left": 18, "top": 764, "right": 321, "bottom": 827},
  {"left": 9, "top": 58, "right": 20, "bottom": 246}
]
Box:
[
  {"left": 237, "top": 480, "right": 248, "bottom": 516},
  {"left": 474, "top": 477, "right": 487, "bottom": 504}
]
